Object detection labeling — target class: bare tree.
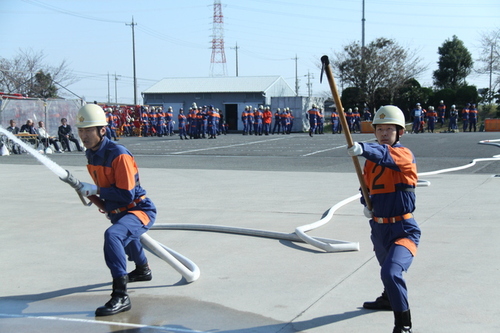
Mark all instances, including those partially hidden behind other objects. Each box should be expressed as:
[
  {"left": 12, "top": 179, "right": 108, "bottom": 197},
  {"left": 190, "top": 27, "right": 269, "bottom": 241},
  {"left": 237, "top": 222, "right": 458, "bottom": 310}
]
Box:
[
  {"left": 0, "top": 49, "right": 76, "bottom": 98},
  {"left": 476, "top": 29, "right": 500, "bottom": 103},
  {"left": 332, "top": 38, "right": 427, "bottom": 110}
]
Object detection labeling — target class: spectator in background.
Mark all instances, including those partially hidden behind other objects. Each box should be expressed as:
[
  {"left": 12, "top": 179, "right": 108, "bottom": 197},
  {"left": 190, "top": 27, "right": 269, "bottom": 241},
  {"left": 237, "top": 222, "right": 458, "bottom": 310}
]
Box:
[
  {"left": 38, "top": 121, "right": 63, "bottom": 153},
  {"left": 20, "top": 119, "right": 38, "bottom": 135},
  {"left": 58, "top": 117, "right": 83, "bottom": 152},
  {"left": 6, "top": 119, "right": 21, "bottom": 154}
]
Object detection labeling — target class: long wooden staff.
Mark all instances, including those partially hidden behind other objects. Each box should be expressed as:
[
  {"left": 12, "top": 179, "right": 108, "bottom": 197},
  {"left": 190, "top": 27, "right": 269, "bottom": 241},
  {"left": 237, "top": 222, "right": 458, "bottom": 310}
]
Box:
[{"left": 320, "top": 55, "right": 372, "bottom": 210}]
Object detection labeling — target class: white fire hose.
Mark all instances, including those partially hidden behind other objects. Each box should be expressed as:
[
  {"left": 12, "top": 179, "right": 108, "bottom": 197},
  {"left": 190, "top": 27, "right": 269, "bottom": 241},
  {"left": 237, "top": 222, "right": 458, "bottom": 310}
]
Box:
[{"left": 3, "top": 126, "right": 499, "bottom": 285}]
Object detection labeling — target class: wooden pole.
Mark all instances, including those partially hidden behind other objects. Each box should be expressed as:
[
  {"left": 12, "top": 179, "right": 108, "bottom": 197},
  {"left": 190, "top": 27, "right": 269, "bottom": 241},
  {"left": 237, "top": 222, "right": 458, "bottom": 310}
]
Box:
[{"left": 320, "top": 55, "right": 372, "bottom": 210}]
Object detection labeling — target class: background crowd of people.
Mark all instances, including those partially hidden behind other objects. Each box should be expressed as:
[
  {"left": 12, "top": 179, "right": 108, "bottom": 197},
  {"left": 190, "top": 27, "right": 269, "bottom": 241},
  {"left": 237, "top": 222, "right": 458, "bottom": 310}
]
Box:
[
  {"left": 0, "top": 99, "right": 485, "bottom": 155},
  {"left": 410, "top": 100, "right": 478, "bottom": 134}
]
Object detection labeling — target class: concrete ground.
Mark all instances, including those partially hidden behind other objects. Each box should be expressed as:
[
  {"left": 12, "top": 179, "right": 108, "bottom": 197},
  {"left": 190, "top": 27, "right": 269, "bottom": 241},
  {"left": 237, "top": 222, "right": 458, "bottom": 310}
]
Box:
[{"left": 1, "top": 132, "right": 499, "bottom": 332}]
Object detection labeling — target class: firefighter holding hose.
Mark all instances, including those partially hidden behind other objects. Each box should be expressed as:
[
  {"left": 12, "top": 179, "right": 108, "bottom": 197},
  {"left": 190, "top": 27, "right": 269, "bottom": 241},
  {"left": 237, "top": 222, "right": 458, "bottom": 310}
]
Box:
[{"left": 74, "top": 104, "right": 157, "bottom": 316}]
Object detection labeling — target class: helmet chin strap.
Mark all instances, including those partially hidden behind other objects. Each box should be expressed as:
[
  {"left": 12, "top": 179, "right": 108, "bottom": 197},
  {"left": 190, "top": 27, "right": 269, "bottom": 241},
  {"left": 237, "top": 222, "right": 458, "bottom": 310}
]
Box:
[
  {"left": 89, "top": 126, "right": 105, "bottom": 151},
  {"left": 393, "top": 132, "right": 400, "bottom": 146}
]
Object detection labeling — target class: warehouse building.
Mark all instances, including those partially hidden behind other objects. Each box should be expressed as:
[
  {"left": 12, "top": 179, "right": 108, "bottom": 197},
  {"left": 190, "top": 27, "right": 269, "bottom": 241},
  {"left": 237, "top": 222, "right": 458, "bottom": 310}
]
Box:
[{"left": 142, "top": 76, "right": 300, "bottom": 131}]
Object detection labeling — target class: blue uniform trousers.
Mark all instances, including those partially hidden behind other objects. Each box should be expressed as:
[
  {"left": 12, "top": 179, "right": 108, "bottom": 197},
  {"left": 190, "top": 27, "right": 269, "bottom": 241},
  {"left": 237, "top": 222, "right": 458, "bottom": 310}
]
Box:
[
  {"left": 370, "top": 218, "right": 420, "bottom": 312},
  {"left": 104, "top": 211, "right": 155, "bottom": 279}
]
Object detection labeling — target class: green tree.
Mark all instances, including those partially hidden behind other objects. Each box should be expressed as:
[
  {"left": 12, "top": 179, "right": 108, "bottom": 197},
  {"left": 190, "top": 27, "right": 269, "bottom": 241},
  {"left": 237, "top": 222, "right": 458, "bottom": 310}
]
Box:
[
  {"left": 433, "top": 35, "right": 473, "bottom": 90},
  {"left": 333, "top": 37, "right": 426, "bottom": 110},
  {"left": 33, "top": 71, "right": 58, "bottom": 98},
  {"left": 340, "top": 87, "right": 364, "bottom": 110}
]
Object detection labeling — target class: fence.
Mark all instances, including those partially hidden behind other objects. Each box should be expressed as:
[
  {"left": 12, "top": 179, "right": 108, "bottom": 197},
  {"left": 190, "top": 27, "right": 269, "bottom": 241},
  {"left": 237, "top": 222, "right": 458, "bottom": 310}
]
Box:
[{"left": 0, "top": 97, "right": 83, "bottom": 136}]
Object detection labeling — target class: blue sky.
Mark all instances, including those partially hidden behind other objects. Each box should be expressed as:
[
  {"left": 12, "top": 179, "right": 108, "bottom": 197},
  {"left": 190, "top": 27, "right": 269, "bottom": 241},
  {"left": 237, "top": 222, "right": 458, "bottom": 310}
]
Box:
[{"left": 1, "top": 0, "right": 499, "bottom": 104}]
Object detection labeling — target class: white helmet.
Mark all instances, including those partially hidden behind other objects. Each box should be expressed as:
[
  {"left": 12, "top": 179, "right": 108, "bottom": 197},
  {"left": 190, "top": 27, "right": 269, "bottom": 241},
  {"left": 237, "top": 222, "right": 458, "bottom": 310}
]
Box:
[
  {"left": 75, "top": 104, "right": 108, "bottom": 128},
  {"left": 372, "top": 105, "right": 406, "bottom": 128}
]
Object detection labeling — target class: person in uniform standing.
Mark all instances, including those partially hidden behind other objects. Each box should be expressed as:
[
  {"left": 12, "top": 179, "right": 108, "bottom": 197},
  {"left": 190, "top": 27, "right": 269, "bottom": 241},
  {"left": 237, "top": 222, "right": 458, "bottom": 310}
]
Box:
[
  {"left": 331, "top": 106, "right": 340, "bottom": 134},
  {"left": 178, "top": 108, "right": 188, "bottom": 140},
  {"left": 271, "top": 108, "right": 281, "bottom": 134},
  {"left": 306, "top": 104, "right": 319, "bottom": 137},
  {"left": 411, "top": 103, "right": 422, "bottom": 134},
  {"left": 425, "top": 106, "right": 437, "bottom": 133},
  {"left": 468, "top": 103, "right": 478, "bottom": 132},
  {"left": 448, "top": 104, "right": 458, "bottom": 132},
  {"left": 437, "top": 100, "right": 446, "bottom": 128},
  {"left": 461, "top": 103, "right": 470, "bottom": 132},
  {"left": 263, "top": 106, "right": 273, "bottom": 135},
  {"left": 347, "top": 105, "right": 421, "bottom": 333}
]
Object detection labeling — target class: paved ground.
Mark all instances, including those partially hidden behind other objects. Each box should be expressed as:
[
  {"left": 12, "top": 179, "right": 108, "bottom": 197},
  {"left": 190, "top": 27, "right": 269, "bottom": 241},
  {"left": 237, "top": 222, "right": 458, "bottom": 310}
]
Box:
[{"left": 1, "top": 131, "right": 499, "bottom": 332}]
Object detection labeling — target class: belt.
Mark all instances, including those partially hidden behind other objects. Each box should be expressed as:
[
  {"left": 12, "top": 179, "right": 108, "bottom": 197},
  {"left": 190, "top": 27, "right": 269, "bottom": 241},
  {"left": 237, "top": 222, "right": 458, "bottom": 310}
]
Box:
[
  {"left": 373, "top": 213, "right": 413, "bottom": 224},
  {"left": 110, "top": 196, "right": 146, "bottom": 214}
]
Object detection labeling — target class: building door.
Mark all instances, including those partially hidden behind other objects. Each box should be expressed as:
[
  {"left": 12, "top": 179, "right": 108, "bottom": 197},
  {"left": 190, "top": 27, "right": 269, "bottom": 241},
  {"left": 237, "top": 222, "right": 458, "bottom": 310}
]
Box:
[{"left": 225, "top": 104, "right": 238, "bottom": 131}]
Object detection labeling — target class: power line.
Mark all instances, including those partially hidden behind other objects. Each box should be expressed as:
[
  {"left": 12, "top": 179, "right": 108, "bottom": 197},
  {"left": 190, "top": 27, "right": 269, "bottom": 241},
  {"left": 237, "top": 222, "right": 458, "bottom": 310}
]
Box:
[{"left": 21, "top": 0, "right": 127, "bottom": 24}]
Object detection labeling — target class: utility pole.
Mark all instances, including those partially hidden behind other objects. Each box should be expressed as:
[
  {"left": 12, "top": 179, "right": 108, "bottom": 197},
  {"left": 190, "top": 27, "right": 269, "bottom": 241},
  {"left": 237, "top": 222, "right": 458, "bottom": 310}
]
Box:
[
  {"left": 292, "top": 54, "right": 299, "bottom": 96},
  {"left": 114, "top": 73, "right": 119, "bottom": 104},
  {"left": 126, "top": 17, "right": 138, "bottom": 105},
  {"left": 107, "top": 72, "right": 111, "bottom": 104},
  {"left": 231, "top": 42, "right": 240, "bottom": 76},
  {"left": 361, "top": 0, "right": 367, "bottom": 104},
  {"left": 361, "top": 0, "right": 366, "bottom": 49},
  {"left": 306, "top": 71, "right": 314, "bottom": 100}
]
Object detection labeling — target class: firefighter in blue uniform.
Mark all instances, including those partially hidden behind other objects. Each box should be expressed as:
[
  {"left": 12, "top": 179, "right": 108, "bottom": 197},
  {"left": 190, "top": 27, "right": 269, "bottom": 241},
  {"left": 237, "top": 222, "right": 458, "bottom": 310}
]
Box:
[
  {"left": 272, "top": 108, "right": 281, "bottom": 134},
  {"left": 178, "top": 108, "right": 188, "bottom": 140},
  {"left": 164, "top": 106, "right": 173, "bottom": 136},
  {"left": 307, "top": 104, "right": 319, "bottom": 137},
  {"left": 156, "top": 107, "right": 165, "bottom": 137},
  {"left": 462, "top": 103, "right": 470, "bottom": 132},
  {"left": 411, "top": 103, "right": 422, "bottom": 134},
  {"left": 254, "top": 106, "right": 264, "bottom": 135},
  {"left": 448, "top": 105, "right": 458, "bottom": 132},
  {"left": 426, "top": 106, "right": 437, "bottom": 133},
  {"left": 437, "top": 100, "right": 446, "bottom": 128},
  {"left": 331, "top": 106, "right": 340, "bottom": 134},
  {"left": 74, "top": 104, "right": 156, "bottom": 316},
  {"left": 352, "top": 107, "right": 361, "bottom": 133},
  {"left": 468, "top": 103, "right": 478, "bottom": 132},
  {"left": 348, "top": 105, "right": 420, "bottom": 333}
]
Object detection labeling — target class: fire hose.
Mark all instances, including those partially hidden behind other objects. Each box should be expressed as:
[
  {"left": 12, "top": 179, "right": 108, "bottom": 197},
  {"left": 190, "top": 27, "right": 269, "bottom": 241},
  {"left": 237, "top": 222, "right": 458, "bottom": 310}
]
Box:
[
  {"left": 58, "top": 170, "right": 201, "bottom": 283},
  {"left": 2, "top": 126, "right": 499, "bottom": 284}
]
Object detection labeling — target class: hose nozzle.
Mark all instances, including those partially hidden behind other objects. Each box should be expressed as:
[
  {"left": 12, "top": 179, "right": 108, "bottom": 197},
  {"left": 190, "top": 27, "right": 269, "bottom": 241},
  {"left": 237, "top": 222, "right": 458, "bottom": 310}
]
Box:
[
  {"left": 60, "top": 170, "right": 83, "bottom": 190},
  {"left": 60, "top": 170, "right": 92, "bottom": 206}
]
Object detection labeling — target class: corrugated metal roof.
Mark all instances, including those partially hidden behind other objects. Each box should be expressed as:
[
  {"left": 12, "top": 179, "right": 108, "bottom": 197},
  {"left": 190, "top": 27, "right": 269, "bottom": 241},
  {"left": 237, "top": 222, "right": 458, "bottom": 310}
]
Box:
[{"left": 143, "top": 76, "right": 292, "bottom": 94}]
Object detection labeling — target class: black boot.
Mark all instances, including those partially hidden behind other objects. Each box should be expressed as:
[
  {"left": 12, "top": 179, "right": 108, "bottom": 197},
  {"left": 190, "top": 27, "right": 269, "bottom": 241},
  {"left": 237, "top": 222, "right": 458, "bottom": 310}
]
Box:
[
  {"left": 393, "top": 310, "right": 412, "bottom": 333},
  {"left": 95, "top": 276, "right": 131, "bottom": 316},
  {"left": 363, "top": 290, "right": 392, "bottom": 310},
  {"left": 128, "top": 263, "right": 152, "bottom": 282}
]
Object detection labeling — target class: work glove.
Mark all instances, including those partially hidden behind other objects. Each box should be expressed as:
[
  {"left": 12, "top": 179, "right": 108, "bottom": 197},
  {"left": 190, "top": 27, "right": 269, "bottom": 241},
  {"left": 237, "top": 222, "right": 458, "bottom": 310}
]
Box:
[
  {"left": 77, "top": 182, "right": 98, "bottom": 197},
  {"left": 347, "top": 142, "right": 363, "bottom": 156},
  {"left": 363, "top": 206, "right": 373, "bottom": 219}
]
